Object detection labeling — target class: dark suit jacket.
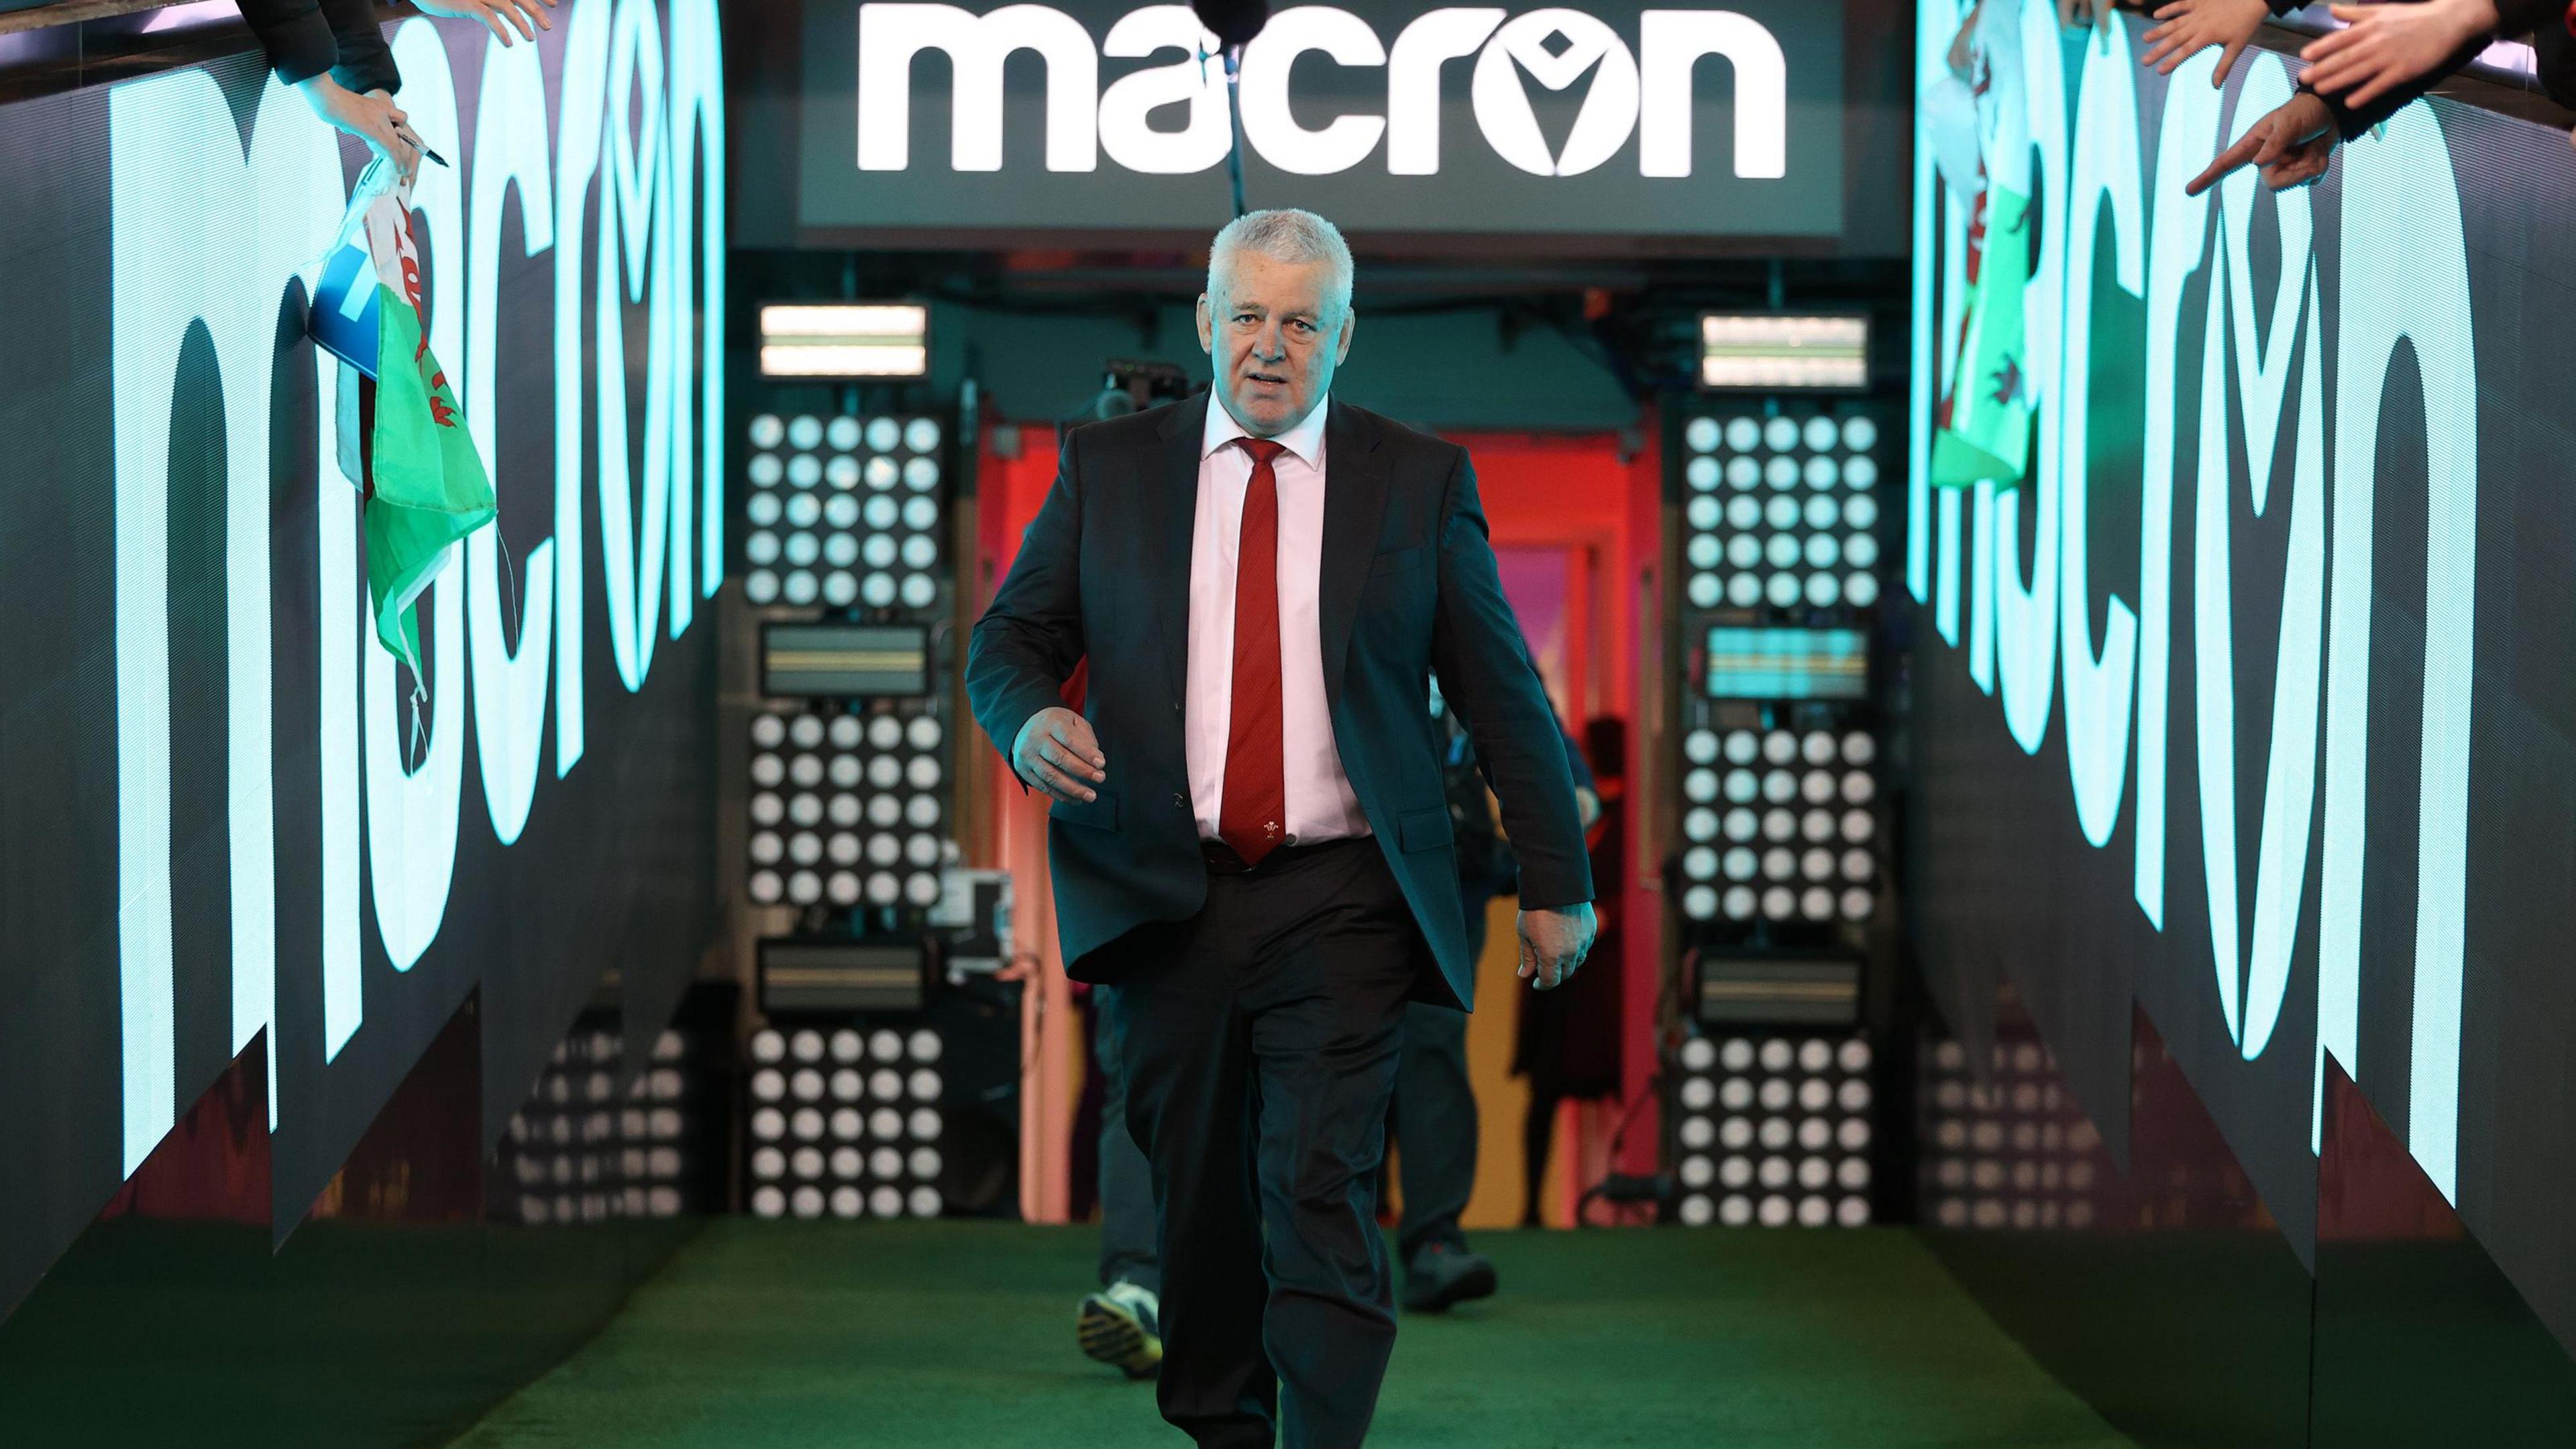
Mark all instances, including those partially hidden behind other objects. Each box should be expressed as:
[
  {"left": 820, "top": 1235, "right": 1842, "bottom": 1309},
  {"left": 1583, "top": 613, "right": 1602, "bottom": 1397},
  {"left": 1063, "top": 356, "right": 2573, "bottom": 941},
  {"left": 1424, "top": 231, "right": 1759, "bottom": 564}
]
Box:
[
  {"left": 1444, "top": 708, "right": 1593, "bottom": 902},
  {"left": 967, "top": 390, "right": 1593, "bottom": 1010}
]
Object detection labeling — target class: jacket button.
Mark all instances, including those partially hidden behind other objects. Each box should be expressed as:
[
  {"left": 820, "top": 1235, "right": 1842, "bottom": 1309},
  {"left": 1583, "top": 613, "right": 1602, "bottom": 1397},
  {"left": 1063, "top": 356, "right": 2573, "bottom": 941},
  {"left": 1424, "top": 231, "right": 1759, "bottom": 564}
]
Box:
[
  {"left": 1172, "top": 793, "right": 1187, "bottom": 810},
  {"left": 1172, "top": 700, "right": 1181, "bottom": 712}
]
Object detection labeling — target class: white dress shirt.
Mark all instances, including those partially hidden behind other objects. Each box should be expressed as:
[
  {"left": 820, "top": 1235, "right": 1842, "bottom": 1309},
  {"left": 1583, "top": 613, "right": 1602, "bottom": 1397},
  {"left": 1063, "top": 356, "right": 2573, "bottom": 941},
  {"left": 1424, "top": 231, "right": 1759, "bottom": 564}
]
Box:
[{"left": 1187, "top": 392, "right": 1371, "bottom": 846}]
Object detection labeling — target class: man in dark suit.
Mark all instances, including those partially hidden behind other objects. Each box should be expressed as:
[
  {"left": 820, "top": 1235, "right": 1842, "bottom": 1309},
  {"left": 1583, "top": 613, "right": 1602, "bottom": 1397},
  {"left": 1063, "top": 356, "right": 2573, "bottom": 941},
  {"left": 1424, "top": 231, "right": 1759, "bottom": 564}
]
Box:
[{"left": 969, "top": 207, "right": 1595, "bottom": 1449}]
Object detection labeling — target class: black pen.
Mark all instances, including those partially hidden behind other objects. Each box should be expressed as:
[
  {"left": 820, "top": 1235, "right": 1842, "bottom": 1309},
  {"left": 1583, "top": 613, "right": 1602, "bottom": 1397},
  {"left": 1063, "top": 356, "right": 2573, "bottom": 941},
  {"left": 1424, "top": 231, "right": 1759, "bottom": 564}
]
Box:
[{"left": 395, "top": 121, "right": 448, "bottom": 168}]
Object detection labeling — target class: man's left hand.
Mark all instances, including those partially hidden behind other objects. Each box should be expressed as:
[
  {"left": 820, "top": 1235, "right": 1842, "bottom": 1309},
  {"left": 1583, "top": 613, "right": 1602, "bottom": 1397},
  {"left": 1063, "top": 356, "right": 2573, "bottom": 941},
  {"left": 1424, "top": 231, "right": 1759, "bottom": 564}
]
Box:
[{"left": 1517, "top": 902, "right": 1597, "bottom": 991}]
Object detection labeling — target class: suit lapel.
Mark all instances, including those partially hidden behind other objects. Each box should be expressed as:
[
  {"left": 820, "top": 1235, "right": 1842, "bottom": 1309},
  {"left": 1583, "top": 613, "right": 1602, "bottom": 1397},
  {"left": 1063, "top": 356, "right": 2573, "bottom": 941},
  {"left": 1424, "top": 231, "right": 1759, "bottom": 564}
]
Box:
[
  {"left": 1317, "top": 398, "right": 1391, "bottom": 718},
  {"left": 1149, "top": 392, "right": 1209, "bottom": 707}
]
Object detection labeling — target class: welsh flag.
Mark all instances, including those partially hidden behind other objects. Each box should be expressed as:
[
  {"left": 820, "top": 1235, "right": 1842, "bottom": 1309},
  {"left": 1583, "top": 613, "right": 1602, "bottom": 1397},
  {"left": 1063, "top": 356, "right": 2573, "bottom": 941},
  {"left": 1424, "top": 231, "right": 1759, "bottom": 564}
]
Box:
[
  {"left": 319, "top": 167, "right": 496, "bottom": 675},
  {"left": 1930, "top": 186, "right": 2035, "bottom": 491}
]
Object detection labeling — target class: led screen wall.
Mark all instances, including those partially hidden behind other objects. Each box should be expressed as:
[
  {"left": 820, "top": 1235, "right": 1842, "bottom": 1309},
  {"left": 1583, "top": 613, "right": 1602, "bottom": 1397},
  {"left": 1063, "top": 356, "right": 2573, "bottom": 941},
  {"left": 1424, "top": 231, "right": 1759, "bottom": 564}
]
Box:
[
  {"left": 1907, "top": 4, "right": 2576, "bottom": 1354},
  {"left": 0, "top": 0, "right": 725, "bottom": 1316}
]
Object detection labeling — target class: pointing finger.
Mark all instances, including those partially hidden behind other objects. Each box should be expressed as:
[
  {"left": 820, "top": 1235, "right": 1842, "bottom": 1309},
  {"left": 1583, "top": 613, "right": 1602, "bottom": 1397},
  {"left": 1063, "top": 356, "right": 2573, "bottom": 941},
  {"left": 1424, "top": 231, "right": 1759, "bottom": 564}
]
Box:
[{"left": 2185, "top": 133, "right": 2256, "bottom": 195}]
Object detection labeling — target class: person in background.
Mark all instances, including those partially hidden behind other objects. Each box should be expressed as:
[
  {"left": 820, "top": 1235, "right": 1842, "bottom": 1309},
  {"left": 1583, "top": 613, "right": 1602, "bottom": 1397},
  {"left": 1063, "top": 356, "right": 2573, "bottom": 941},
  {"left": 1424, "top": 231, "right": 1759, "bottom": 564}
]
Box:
[
  {"left": 1393, "top": 680, "right": 1597, "bottom": 1311},
  {"left": 2187, "top": 0, "right": 2576, "bottom": 194},
  {"left": 1077, "top": 983, "right": 1165, "bottom": 1380},
  {"left": 2300, "top": 0, "right": 2574, "bottom": 117},
  {"left": 239, "top": 0, "right": 556, "bottom": 186},
  {"left": 1509, "top": 717, "right": 1624, "bottom": 1230}
]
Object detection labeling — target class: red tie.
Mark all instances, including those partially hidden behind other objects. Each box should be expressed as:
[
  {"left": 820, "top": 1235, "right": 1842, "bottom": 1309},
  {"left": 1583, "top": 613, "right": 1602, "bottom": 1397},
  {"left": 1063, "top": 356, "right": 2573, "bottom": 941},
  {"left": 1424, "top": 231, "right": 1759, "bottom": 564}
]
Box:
[{"left": 1220, "top": 437, "right": 1289, "bottom": 867}]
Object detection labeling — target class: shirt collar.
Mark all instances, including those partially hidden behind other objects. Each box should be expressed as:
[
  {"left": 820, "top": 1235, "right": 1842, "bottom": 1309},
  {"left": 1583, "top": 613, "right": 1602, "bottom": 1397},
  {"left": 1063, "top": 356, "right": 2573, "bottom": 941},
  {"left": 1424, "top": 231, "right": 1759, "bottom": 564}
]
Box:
[{"left": 1201, "top": 389, "right": 1330, "bottom": 469}]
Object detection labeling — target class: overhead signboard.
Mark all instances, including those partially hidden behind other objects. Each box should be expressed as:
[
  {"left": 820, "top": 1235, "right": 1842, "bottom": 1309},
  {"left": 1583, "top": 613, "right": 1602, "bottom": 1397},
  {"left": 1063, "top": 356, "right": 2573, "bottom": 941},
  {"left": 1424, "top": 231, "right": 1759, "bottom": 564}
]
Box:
[{"left": 793, "top": 0, "right": 1847, "bottom": 241}]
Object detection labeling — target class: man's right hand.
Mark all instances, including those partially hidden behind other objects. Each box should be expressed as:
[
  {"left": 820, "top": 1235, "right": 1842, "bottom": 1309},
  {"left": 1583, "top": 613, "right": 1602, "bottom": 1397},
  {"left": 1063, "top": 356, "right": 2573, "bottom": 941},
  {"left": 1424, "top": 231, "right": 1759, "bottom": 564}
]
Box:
[{"left": 1012, "top": 706, "right": 1107, "bottom": 804}]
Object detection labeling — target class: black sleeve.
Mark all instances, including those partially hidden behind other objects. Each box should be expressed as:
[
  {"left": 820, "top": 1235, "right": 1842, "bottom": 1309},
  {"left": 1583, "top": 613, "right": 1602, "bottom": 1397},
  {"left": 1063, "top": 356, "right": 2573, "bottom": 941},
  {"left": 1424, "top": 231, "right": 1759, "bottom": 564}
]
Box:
[
  {"left": 2538, "top": 21, "right": 2576, "bottom": 113},
  {"left": 323, "top": 0, "right": 402, "bottom": 97},
  {"left": 2485, "top": 0, "right": 2576, "bottom": 112},
  {"left": 2266, "top": 0, "right": 2307, "bottom": 15},
  {"left": 237, "top": 0, "right": 339, "bottom": 87},
  {"left": 967, "top": 428, "right": 1089, "bottom": 790},
  {"left": 1426, "top": 449, "right": 1595, "bottom": 911},
  {"left": 1560, "top": 722, "right": 1595, "bottom": 794},
  {"left": 2489, "top": 0, "right": 2557, "bottom": 33},
  {"left": 1473, "top": 716, "right": 1594, "bottom": 796}
]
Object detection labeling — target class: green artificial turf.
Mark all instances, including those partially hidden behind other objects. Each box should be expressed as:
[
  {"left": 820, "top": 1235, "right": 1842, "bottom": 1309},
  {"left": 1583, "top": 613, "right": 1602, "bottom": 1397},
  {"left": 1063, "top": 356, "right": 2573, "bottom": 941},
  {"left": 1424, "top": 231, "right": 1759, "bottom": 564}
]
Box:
[{"left": 445, "top": 1221, "right": 2133, "bottom": 1448}]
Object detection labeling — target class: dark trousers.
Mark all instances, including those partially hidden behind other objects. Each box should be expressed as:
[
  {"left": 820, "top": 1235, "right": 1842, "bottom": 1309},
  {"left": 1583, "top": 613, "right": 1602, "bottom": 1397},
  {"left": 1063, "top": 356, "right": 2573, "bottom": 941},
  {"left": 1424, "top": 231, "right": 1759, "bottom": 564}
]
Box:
[
  {"left": 1102, "top": 896, "right": 1488, "bottom": 1286},
  {"left": 1385, "top": 891, "right": 1487, "bottom": 1265},
  {"left": 1092, "top": 985, "right": 1161, "bottom": 1297},
  {"left": 1111, "top": 839, "right": 1419, "bottom": 1449}
]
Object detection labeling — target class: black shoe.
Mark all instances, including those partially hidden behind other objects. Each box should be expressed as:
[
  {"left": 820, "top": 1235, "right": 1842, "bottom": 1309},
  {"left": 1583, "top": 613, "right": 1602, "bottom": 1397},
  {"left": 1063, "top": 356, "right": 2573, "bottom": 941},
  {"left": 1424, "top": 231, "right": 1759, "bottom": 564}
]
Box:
[
  {"left": 1402, "top": 1244, "right": 1497, "bottom": 1313},
  {"left": 1077, "top": 1281, "right": 1163, "bottom": 1378}
]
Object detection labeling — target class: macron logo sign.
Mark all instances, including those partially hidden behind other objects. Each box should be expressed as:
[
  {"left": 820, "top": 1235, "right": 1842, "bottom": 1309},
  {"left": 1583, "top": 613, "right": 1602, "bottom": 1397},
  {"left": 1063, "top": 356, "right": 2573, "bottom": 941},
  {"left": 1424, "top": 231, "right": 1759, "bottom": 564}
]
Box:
[{"left": 855, "top": 3, "right": 1788, "bottom": 180}]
